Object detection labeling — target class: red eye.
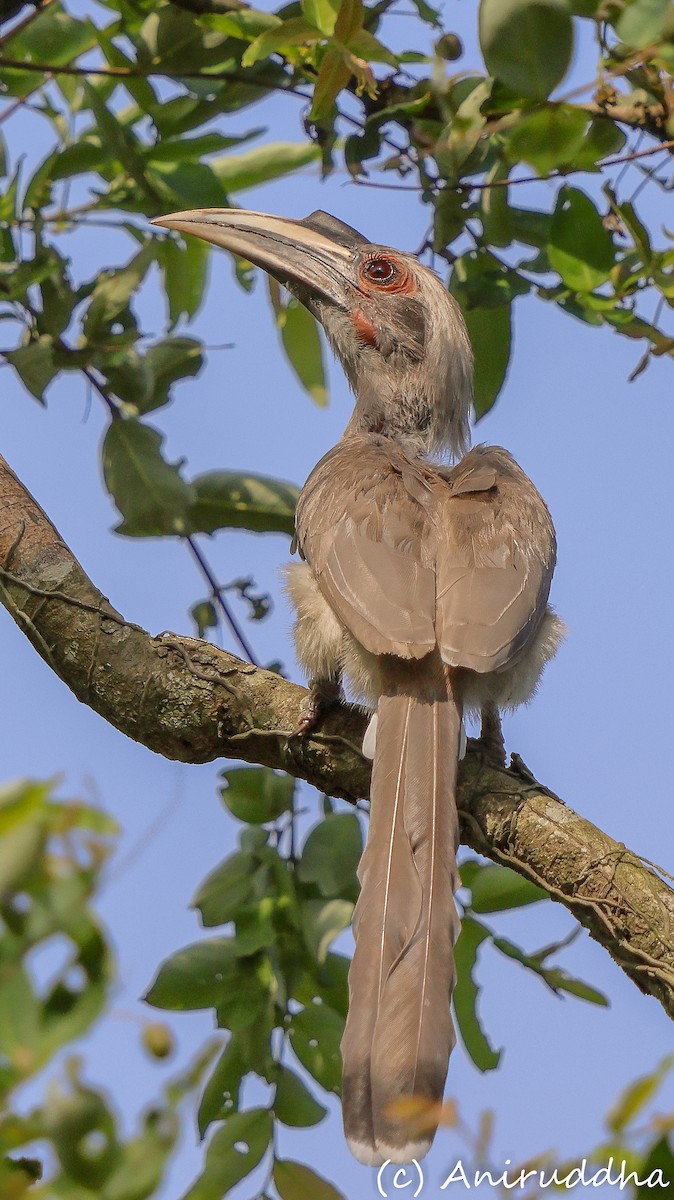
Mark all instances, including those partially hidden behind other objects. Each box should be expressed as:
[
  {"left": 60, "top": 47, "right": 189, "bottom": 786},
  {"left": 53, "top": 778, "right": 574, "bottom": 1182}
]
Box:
[{"left": 362, "top": 257, "right": 398, "bottom": 284}]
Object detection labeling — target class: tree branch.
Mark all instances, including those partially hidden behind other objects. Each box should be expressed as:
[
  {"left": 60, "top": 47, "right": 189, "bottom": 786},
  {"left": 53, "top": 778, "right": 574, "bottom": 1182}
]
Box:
[
  {"left": 168, "top": 0, "right": 250, "bottom": 12},
  {"left": 2, "top": 451, "right": 674, "bottom": 1023}
]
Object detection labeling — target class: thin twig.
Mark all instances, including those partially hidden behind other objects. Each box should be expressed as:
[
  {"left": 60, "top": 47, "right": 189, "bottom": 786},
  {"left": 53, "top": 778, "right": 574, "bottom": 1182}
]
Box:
[
  {"left": 463, "top": 137, "right": 674, "bottom": 191},
  {"left": 0, "top": 54, "right": 312, "bottom": 99},
  {"left": 0, "top": 0, "right": 54, "bottom": 47},
  {"left": 0, "top": 87, "right": 44, "bottom": 126},
  {"left": 81, "top": 366, "right": 120, "bottom": 417},
  {"left": 0, "top": 51, "right": 411, "bottom": 161},
  {"left": 349, "top": 135, "right": 674, "bottom": 199},
  {"left": 185, "top": 535, "right": 259, "bottom": 666},
  {"left": 555, "top": 43, "right": 663, "bottom": 106},
  {"left": 615, "top": 131, "right": 644, "bottom": 189}
]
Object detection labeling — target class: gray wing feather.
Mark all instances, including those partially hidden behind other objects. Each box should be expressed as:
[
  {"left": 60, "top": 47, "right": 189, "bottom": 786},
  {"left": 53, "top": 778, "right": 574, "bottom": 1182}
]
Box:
[
  {"left": 436, "top": 447, "right": 555, "bottom": 674},
  {"left": 437, "top": 552, "right": 550, "bottom": 672},
  {"left": 320, "top": 528, "right": 436, "bottom": 659},
  {"left": 296, "top": 438, "right": 556, "bottom": 674}
]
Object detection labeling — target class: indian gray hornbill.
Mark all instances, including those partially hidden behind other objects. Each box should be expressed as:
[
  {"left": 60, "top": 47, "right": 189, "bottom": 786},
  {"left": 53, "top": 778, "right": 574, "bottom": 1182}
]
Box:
[{"left": 151, "top": 207, "right": 564, "bottom": 1166}]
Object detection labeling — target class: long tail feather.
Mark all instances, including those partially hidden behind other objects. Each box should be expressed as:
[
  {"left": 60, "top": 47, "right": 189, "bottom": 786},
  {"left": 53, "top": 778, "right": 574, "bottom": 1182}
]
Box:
[{"left": 341, "top": 668, "right": 462, "bottom": 1165}]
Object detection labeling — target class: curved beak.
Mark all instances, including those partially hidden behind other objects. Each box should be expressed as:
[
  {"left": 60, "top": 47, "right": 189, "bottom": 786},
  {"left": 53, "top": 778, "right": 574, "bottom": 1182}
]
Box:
[{"left": 150, "top": 208, "right": 369, "bottom": 308}]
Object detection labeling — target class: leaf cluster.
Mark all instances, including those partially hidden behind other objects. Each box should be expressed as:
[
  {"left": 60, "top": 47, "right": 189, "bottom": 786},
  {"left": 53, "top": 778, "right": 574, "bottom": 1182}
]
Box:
[
  {"left": 141, "top": 767, "right": 607, "bottom": 1196},
  {"left": 0, "top": 778, "right": 214, "bottom": 1200}
]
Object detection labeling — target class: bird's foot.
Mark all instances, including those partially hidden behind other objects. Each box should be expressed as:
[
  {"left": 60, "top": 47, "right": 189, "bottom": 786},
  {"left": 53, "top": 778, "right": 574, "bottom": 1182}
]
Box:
[
  {"left": 475, "top": 702, "right": 507, "bottom": 767},
  {"left": 473, "top": 734, "right": 507, "bottom": 768},
  {"left": 291, "top": 677, "right": 342, "bottom": 737}
]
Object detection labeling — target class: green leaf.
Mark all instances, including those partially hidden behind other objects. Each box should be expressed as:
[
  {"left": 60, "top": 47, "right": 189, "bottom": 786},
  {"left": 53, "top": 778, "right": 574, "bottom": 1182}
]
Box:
[
  {"left": 273, "top": 293, "right": 328, "bottom": 406},
  {"left": 234, "top": 904, "right": 278, "bottom": 957},
  {"left": 197, "top": 1025, "right": 271, "bottom": 1136},
  {"left": 480, "top": 0, "right": 573, "bottom": 100},
  {"left": 607, "top": 1055, "right": 674, "bottom": 1134},
  {"left": 301, "top": 898, "right": 353, "bottom": 963},
  {"left": 556, "top": 974, "right": 610, "bottom": 1004},
  {"left": 604, "top": 184, "right": 652, "bottom": 264},
  {"left": 274, "top": 1159, "right": 345, "bottom": 1200},
  {"left": 3, "top": 2, "right": 96, "bottom": 78},
  {"left": 295, "top": 951, "right": 350, "bottom": 1019},
  {"left": 37, "top": 254, "right": 79, "bottom": 340},
  {"left": 639, "top": 1135, "right": 674, "bottom": 1196},
  {"left": 84, "top": 83, "right": 158, "bottom": 206},
  {"left": 212, "top": 142, "right": 319, "bottom": 193},
  {"left": 97, "top": 26, "right": 158, "bottom": 114},
  {"left": 215, "top": 961, "right": 274, "bottom": 1032},
  {"left": 617, "top": 0, "right": 673, "bottom": 47},
  {"left": 434, "top": 189, "right": 469, "bottom": 249},
  {"left": 197, "top": 1038, "right": 245, "bottom": 1135},
  {"left": 102, "top": 419, "right": 194, "bottom": 537},
  {"left": 411, "top": 0, "right": 442, "bottom": 21},
  {"left": 219, "top": 767, "right": 294, "bottom": 825},
  {"left": 4, "top": 336, "right": 57, "bottom": 403},
  {"left": 242, "top": 17, "right": 323, "bottom": 68},
  {"left": 297, "top": 813, "right": 362, "bottom": 900},
  {"left": 44, "top": 1073, "right": 120, "bottom": 1189},
  {"left": 480, "top": 165, "right": 513, "bottom": 247},
  {"left": 0, "top": 964, "right": 41, "bottom": 1072},
  {"left": 568, "top": 118, "right": 626, "bottom": 169},
  {"left": 0, "top": 815, "right": 45, "bottom": 895},
  {"left": 491, "top": 934, "right": 609, "bottom": 1006},
  {"left": 84, "top": 243, "right": 155, "bottom": 344},
  {"left": 468, "top": 863, "right": 548, "bottom": 911},
  {"left": 511, "top": 206, "right": 552, "bottom": 248},
  {"left": 241, "top": 827, "right": 271, "bottom": 854},
  {"left": 23, "top": 153, "right": 57, "bottom": 213},
  {"left": 191, "top": 600, "right": 218, "bottom": 639},
  {"left": 450, "top": 248, "right": 529, "bottom": 308},
  {"left": 146, "top": 132, "right": 252, "bottom": 164},
  {"left": 49, "top": 138, "right": 108, "bottom": 182},
  {"left": 159, "top": 236, "right": 210, "bottom": 328},
  {"left": 290, "top": 1002, "right": 344, "bottom": 1094},
  {"left": 466, "top": 302, "right": 512, "bottom": 417},
  {"left": 302, "top": 0, "right": 340, "bottom": 35},
  {"left": 145, "top": 938, "right": 241, "bottom": 1010},
  {"left": 138, "top": 6, "right": 202, "bottom": 62},
  {"left": 548, "top": 185, "right": 616, "bottom": 291},
  {"left": 345, "top": 125, "right": 382, "bottom": 177},
  {"left": 181, "top": 1108, "right": 272, "bottom": 1200},
  {"left": 193, "top": 853, "right": 256, "bottom": 926},
  {"left": 436, "top": 80, "right": 491, "bottom": 182},
  {"left": 103, "top": 349, "right": 154, "bottom": 411},
  {"left": 334, "top": 0, "right": 366, "bottom": 41},
  {"left": 141, "top": 337, "right": 204, "bottom": 412},
  {"left": 147, "top": 161, "right": 227, "bottom": 210},
  {"left": 310, "top": 46, "right": 353, "bottom": 121},
  {"left": 187, "top": 469, "right": 299, "bottom": 536},
  {"left": 348, "top": 29, "right": 398, "bottom": 68},
  {"left": 453, "top": 917, "right": 502, "bottom": 1072},
  {"left": 273, "top": 1065, "right": 328, "bottom": 1127},
  {"left": 507, "top": 105, "right": 587, "bottom": 175}
]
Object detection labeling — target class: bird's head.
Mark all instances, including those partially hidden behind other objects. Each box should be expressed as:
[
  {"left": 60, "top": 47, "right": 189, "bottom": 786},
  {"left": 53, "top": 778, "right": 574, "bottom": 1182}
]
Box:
[{"left": 151, "top": 208, "right": 473, "bottom": 458}]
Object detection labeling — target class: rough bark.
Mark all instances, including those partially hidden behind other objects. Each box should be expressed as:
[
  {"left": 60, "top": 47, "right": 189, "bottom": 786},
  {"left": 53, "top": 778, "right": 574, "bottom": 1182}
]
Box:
[{"left": 2, "top": 451, "right": 674, "bottom": 1024}]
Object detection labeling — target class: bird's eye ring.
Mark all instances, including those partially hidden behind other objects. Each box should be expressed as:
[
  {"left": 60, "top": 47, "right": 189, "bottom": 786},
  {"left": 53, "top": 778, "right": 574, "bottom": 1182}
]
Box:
[{"left": 361, "top": 256, "right": 398, "bottom": 285}]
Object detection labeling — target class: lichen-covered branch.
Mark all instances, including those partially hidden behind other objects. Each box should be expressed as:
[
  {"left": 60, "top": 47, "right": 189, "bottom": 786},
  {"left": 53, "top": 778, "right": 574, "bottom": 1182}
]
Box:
[{"left": 2, "top": 451, "right": 674, "bottom": 1022}]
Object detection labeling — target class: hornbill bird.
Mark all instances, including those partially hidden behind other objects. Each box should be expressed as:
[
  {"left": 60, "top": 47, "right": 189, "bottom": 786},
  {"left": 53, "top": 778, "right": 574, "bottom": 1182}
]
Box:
[{"left": 151, "top": 208, "right": 564, "bottom": 1166}]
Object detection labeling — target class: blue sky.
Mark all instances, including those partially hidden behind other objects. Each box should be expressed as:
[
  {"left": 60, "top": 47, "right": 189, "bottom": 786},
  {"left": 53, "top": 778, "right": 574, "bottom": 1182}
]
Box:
[{"left": 2, "top": 2, "right": 674, "bottom": 1197}]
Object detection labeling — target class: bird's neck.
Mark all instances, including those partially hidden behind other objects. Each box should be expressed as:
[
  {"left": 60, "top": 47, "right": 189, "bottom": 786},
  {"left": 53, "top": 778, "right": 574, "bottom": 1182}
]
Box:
[
  {"left": 342, "top": 366, "right": 464, "bottom": 460},
  {"left": 342, "top": 386, "right": 434, "bottom": 457}
]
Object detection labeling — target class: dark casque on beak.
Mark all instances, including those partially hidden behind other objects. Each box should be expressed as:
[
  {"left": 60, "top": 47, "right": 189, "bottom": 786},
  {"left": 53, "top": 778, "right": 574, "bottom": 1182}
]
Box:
[{"left": 150, "top": 208, "right": 370, "bottom": 307}]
